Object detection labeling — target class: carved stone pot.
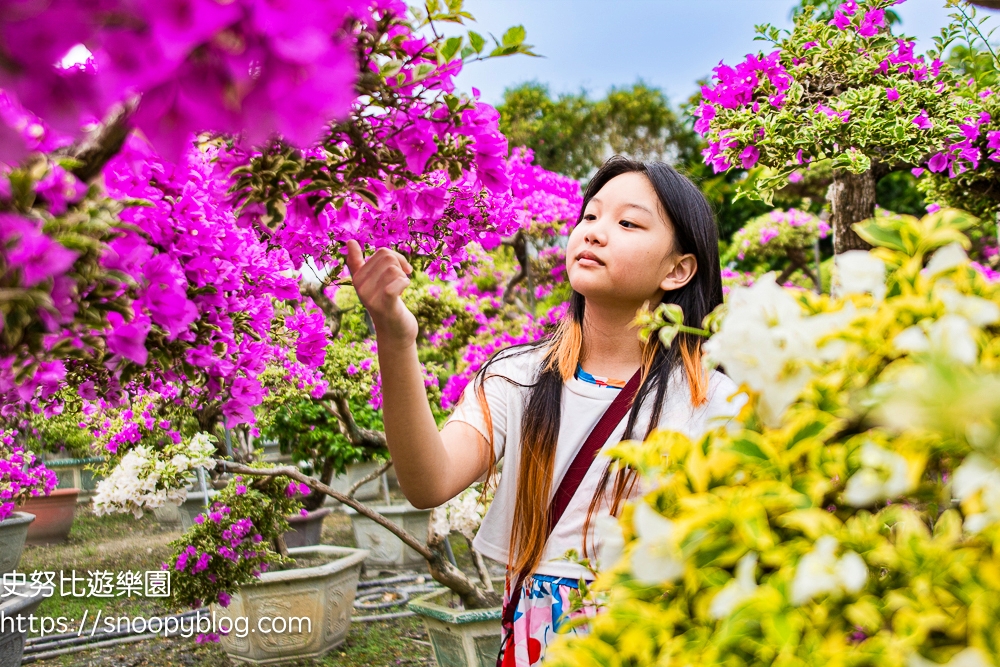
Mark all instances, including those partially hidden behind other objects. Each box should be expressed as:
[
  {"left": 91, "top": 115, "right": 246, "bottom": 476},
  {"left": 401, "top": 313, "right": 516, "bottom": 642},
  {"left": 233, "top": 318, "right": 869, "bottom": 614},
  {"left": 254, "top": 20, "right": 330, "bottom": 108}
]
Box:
[
  {"left": 212, "top": 545, "right": 368, "bottom": 665},
  {"left": 0, "top": 512, "right": 35, "bottom": 576},
  {"left": 407, "top": 582, "right": 504, "bottom": 667},
  {"left": 344, "top": 502, "right": 432, "bottom": 569},
  {"left": 0, "top": 582, "right": 46, "bottom": 667}
]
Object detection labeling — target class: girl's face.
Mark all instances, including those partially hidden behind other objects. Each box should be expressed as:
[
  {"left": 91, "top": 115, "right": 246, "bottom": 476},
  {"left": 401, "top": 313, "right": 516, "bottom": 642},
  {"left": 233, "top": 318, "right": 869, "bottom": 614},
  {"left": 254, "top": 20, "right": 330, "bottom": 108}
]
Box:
[{"left": 565, "top": 172, "right": 697, "bottom": 309}]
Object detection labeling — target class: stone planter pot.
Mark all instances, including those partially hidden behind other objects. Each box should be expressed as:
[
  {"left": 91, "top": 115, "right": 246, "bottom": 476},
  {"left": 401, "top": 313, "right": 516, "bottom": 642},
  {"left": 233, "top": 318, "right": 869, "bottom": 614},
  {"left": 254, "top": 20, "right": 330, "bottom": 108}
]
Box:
[
  {"left": 283, "top": 507, "right": 332, "bottom": 548},
  {"left": 213, "top": 545, "right": 369, "bottom": 665},
  {"left": 324, "top": 461, "right": 386, "bottom": 505},
  {"left": 0, "top": 581, "right": 47, "bottom": 667},
  {"left": 22, "top": 488, "right": 78, "bottom": 545},
  {"left": 0, "top": 512, "right": 35, "bottom": 576},
  {"left": 153, "top": 490, "right": 217, "bottom": 531},
  {"left": 344, "top": 502, "right": 432, "bottom": 569},
  {"left": 408, "top": 583, "right": 503, "bottom": 667}
]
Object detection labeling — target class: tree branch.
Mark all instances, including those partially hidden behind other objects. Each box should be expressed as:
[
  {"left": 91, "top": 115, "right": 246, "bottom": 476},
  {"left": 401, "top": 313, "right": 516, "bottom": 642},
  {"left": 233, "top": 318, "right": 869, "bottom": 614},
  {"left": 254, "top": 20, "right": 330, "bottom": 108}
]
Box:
[
  {"left": 218, "top": 460, "right": 501, "bottom": 608},
  {"left": 467, "top": 535, "right": 494, "bottom": 591},
  {"left": 217, "top": 460, "right": 434, "bottom": 560},
  {"left": 347, "top": 459, "right": 393, "bottom": 499},
  {"left": 67, "top": 100, "right": 137, "bottom": 183}
]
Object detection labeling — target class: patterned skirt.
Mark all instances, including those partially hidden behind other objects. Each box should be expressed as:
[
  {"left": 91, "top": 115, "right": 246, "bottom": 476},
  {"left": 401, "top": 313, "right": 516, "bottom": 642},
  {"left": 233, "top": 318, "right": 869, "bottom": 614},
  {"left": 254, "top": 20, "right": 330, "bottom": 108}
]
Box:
[{"left": 496, "top": 573, "right": 600, "bottom": 667}]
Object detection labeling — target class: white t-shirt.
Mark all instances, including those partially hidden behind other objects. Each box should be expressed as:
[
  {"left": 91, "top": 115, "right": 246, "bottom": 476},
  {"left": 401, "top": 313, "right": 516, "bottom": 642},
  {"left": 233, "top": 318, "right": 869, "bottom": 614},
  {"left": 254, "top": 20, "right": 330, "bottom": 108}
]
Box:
[{"left": 445, "top": 345, "right": 746, "bottom": 581}]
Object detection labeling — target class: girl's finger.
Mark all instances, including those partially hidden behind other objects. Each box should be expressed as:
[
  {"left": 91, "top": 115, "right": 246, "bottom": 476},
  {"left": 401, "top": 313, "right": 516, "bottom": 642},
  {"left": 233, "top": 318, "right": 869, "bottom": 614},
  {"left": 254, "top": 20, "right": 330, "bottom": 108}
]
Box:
[{"left": 345, "top": 240, "right": 366, "bottom": 277}]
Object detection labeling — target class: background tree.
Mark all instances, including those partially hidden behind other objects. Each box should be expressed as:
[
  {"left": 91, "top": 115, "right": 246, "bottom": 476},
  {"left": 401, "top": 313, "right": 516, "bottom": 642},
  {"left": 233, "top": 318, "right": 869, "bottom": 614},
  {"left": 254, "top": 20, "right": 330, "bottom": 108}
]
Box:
[{"left": 497, "top": 81, "right": 698, "bottom": 180}]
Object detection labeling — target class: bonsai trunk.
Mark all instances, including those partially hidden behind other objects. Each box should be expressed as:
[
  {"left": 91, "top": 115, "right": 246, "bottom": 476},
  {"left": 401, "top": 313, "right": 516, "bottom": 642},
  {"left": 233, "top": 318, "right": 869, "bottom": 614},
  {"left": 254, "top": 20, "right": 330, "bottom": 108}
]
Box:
[{"left": 828, "top": 169, "right": 876, "bottom": 254}]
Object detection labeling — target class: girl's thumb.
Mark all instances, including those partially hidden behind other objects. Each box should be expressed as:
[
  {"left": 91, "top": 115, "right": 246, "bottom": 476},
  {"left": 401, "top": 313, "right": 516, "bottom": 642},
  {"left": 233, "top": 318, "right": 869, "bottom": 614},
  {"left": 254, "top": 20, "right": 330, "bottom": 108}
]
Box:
[{"left": 345, "top": 240, "right": 364, "bottom": 275}]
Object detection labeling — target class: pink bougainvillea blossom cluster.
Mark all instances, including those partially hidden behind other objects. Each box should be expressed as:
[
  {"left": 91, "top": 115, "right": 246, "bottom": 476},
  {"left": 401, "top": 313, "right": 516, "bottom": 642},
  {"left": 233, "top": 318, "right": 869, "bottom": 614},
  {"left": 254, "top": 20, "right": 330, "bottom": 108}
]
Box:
[
  {"left": 0, "top": 429, "right": 58, "bottom": 521},
  {"left": 0, "top": 0, "right": 378, "bottom": 162}
]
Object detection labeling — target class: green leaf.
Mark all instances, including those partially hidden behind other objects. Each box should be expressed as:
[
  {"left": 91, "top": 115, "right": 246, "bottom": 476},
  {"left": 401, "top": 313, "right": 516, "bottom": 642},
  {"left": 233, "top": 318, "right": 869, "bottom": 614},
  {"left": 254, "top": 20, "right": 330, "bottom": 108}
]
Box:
[
  {"left": 501, "top": 25, "right": 526, "bottom": 47},
  {"left": 441, "top": 36, "right": 463, "bottom": 61},
  {"left": 730, "top": 437, "right": 768, "bottom": 460},
  {"left": 468, "top": 30, "right": 485, "bottom": 53},
  {"left": 852, "top": 220, "right": 906, "bottom": 252}
]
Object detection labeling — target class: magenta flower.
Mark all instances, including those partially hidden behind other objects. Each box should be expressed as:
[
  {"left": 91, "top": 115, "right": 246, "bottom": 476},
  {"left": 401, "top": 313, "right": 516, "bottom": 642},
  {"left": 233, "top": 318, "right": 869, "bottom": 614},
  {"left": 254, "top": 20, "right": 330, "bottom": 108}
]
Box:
[
  {"left": 740, "top": 145, "right": 760, "bottom": 169},
  {"left": 829, "top": 10, "right": 852, "bottom": 30},
  {"left": 911, "top": 111, "right": 932, "bottom": 130},
  {"left": 886, "top": 88, "right": 900, "bottom": 102},
  {"left": 857, "top": 9, "right": 886, "bottom": 37}
]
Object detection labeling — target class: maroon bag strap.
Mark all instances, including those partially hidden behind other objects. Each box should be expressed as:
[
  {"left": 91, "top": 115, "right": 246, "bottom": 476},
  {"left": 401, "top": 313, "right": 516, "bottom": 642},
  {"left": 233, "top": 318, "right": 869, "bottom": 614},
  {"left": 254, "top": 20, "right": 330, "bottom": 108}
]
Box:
[{"left": 500, "top": 367, "right": 643, "bottom": 629}]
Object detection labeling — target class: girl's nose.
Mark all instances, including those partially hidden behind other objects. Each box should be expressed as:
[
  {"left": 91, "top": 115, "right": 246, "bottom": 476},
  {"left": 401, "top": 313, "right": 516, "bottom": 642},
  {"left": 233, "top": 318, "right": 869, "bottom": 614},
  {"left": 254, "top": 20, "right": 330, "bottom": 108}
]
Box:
[{"left": 584, "top": 220, "right": 608, "bottom": 245}]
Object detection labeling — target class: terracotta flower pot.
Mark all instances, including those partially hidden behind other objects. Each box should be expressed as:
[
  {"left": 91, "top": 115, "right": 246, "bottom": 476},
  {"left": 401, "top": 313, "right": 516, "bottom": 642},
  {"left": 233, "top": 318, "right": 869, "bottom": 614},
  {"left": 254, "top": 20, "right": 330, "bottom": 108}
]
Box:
[
  {"left": 0, "top": 512, "right": 35, "bottom": 575},
  {"left": 283, "top": 507, "right": 332, "bottom": 549},
  {"left": 22, "top": 488, "right": 78, "bottom": 546}
]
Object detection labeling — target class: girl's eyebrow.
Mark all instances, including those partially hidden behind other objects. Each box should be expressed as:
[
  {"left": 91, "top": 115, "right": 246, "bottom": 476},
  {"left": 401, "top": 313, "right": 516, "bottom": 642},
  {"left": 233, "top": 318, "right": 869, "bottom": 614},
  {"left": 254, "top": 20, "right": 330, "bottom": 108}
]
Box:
[{"left": 588, "top": 198, "right": 653, "bottom": 216}]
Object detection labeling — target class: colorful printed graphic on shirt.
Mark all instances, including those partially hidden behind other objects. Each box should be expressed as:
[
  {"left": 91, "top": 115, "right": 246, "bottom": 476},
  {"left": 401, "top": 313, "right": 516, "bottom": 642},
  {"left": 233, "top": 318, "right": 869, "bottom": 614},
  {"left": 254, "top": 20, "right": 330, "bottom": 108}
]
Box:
[
  {"left": 574, "top": 363, "right": 626, "bottom": 389},
  {"left": 497, "top": 573, "right": 599, "bottom": 667}
]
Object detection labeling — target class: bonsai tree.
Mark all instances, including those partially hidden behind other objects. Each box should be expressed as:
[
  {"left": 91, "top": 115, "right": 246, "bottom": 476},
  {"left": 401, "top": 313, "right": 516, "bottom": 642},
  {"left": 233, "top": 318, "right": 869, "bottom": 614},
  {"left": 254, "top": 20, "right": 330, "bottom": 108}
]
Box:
[
  {"left": 724, "top": 208, "right": 832, "bottom": 292},
  {"left": 696, "top": 0, "right": 1000, "bottom": 254},
  {"left": 544, "top": 209, "right": 1000, "bottom": 667}
]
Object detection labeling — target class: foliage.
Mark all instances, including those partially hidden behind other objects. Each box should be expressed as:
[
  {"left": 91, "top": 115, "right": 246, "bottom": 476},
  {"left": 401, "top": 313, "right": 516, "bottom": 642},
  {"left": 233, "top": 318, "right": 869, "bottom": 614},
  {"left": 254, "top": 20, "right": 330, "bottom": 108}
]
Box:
[
  {"left": 725, "top": 209, "right": 831, "bottom": 265},
  {"left": 546, "top": 209, "right": 1000, "bottom": 667},
  {"left": 497, "top": 82, "right": 699, "bottom": 180}
]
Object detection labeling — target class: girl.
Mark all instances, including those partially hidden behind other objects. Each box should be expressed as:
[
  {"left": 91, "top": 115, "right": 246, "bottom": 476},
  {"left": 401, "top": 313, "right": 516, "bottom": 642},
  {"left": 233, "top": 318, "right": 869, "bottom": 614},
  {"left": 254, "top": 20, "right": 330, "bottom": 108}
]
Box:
[{"left": 345, "top": 156, "right": 744, "bottom": 666}]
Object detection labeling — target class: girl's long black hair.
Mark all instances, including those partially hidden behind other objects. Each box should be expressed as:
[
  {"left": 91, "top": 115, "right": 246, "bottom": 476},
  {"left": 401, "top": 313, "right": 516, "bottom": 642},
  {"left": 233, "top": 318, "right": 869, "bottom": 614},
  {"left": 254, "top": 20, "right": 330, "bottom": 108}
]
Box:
[{"left": 467, "top": 156, "right": 723, "bottom": 576}]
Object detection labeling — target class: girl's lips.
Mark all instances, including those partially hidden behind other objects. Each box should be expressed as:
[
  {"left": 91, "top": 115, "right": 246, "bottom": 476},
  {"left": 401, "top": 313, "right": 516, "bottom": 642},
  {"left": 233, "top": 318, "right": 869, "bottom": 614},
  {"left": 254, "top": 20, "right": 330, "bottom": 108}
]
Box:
[{"left": 576, "top": 257, "right": 604, "bottom": 267}]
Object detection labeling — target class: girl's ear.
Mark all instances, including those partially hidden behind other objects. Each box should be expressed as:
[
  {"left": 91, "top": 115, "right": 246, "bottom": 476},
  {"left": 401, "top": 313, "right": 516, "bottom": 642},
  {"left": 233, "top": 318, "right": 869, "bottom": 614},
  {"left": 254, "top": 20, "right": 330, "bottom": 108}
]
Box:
[{"left": 660, "top": 253, "right": 698, "bottom": 291}]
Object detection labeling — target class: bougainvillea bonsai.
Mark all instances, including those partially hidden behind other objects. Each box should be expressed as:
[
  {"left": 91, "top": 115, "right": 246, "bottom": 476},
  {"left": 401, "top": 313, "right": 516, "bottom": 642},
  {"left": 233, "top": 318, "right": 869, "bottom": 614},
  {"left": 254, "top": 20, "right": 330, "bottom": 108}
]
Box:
[{"left": 696, "top": 0, "right": 1000, "bottom": 253}]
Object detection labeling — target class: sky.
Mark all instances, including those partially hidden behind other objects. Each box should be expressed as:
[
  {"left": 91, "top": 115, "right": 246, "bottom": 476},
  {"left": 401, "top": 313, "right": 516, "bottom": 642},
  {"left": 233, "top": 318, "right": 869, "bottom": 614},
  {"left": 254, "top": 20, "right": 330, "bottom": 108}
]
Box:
[{"left": 449, "top": 0, "right": 962, "bottom": 106}]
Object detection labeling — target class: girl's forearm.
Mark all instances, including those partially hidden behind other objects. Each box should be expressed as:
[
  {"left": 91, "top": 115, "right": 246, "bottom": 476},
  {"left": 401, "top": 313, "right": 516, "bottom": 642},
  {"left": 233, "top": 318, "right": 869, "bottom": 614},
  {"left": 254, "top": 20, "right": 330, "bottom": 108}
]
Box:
[{"left": 377, "top": 340, "right": 449, "bottom": 509}]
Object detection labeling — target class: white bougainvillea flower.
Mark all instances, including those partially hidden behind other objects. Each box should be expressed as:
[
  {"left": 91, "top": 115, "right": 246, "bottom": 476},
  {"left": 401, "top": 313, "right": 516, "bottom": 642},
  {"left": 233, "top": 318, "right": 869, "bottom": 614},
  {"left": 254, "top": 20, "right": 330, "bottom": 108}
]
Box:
[
  {"left": 91, "top": 433, "right": 219, "bottom": 519},
  {"left": 429, "top": 485, "right": 487, "bottom": 540},
  {"left": 908, "top": 647, "right": 992, "bottom": 667},
  {"left": 931, "top": 315, "right": 979, "bottom": 365},
  {"left": 893, "top": 326, "right": 932, "bottom": 354},
  {"left": 893, "top": 315, "right": 979, "bottom": 365},
  {"left": 595, "top": 514, "right": 625, "bottom": 572},
  {"left": 952, "top": 453, "right": 1000, "bottom": 533},
  {"left": 790, "top": 536, "right": 867, "bottom": 606},
  {"left": 834, "top": 250, "right": 886, "bottom": 300},
  {"left": 629, "top": 501, "right": 684, "bottom": 586},
  {"left": 925, "top": 241, "right": 968, "bottom": 277},
  {"left": 709, "top": 551, "right": 759, "bottom": 619},
  {"left": 843, "top": 442, "right": 913, "bottom": 507},
  {"left": 939, "top": 287, "right": 1000, "bottom": 328},
  {"left": 704, "top": 274, "right": 853, "bottom": 426}
]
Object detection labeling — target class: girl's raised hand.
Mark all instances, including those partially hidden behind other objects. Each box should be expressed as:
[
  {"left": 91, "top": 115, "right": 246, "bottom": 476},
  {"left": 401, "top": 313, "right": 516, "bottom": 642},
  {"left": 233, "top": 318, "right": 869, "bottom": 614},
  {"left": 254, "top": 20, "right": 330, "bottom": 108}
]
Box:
[{"left": 344, "top": 240, "right": 418, "bottom": 346}]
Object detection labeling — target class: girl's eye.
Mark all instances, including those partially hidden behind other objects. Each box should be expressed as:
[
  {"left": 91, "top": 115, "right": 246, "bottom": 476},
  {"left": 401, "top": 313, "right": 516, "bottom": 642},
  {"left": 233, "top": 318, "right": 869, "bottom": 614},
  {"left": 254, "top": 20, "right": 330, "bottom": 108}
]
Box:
[
  {"left": 619, "top": 220, "right": 638, "bottom": 229},
  {"left": 582, "top": 214, "right": 597, "bottom": 222}
]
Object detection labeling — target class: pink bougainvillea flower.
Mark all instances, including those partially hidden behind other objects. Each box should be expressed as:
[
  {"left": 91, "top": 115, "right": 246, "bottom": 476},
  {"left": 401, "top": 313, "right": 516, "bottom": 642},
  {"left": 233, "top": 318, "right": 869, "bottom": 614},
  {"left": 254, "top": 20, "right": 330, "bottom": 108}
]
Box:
[
  {"left": 105, "top": 312, "right": 152, "bottom": 365},
  {"left": 740, "top": 145, "right": 760, "bottom": 169},
  {"left": 857, "top": 9, "right": 886, "bottom": 37},
  {"left": 1, "top": 214, "right": 79, "bottom": 287},
  {"left": 829, "top": 10, "right": 853, "bottom": 30},
  {"left": 886, "top": 88, "right": 900, "bottom": 101},
  {"left": 911, "top": 110, "right": 932, "bottom": 130},
  {"left": 927, "top": 153, "right": 950, "bottom": 173}
]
